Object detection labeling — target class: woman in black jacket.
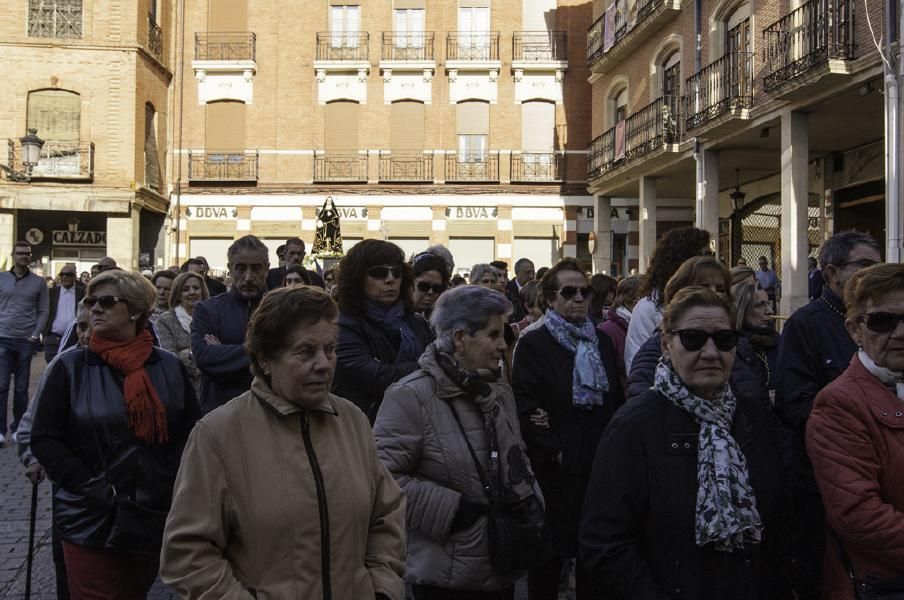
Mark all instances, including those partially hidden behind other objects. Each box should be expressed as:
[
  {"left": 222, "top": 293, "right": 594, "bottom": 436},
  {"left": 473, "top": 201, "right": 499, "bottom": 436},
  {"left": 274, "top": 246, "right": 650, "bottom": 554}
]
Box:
[
  {"left": 731, "top": 280, "right": 779, "bottom": 410},
  {"left": 333, "top": 240, "right": 433, "bottom": 421},
  {"left": 580, "top": 286, "right": 786, "bottom": 600},
  {"left": 512, "top": 258, "right": 624, "bottom": 600}
]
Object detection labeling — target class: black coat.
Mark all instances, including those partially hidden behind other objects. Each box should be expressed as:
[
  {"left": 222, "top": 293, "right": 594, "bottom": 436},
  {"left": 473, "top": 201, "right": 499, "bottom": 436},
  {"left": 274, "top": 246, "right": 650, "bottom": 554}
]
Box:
[
  {"left": 204, "top": 275, "right": 227, "bottom": 297},
  {"left": 511, "top": 324, "right": 624, "bottom": 557},
  {"left": 505, "top": 279, "right": 526, "bottom": 323},
  {"left": 30, "top": 348, "right": 200, "bottom": 550},
  {"left": 333, "top": 310, "right": 433, "bottom": 421},
  {"left": 44, "top": 284, "right": 85, "bottom": 336},
  {"left": 580, "top": 388, "right": 787, "bottom": 600}
]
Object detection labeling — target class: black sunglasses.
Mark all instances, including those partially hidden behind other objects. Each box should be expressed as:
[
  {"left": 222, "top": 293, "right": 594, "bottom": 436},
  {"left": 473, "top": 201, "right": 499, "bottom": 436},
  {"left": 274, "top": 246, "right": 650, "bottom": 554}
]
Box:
[
  {"left": 857, "top": 312, "right": 904, "bottom": 333},
  {"left": 416, "top": 281, "right": 445, "bottom": 294},
  {"left": 60, "top": 272, "right": 76, "bottom": 277},
  {"left": 366, "top": 265, "right": 403, "bottom": 279},
  {"left": 84, "top": 295, "right": 127, "bottom": 309},
  {"left": 669, "top": 328, "right": 740, "bottom": 352},
  {"left": 556, "top": 285, "right": 593, "bottom": 300}
]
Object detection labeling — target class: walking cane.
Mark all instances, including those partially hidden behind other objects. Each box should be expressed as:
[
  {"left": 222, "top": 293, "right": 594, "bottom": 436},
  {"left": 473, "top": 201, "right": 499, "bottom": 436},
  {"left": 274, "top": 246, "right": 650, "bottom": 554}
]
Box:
[{"left": 24, "top": 480, "right": 38, "bottom": 600}]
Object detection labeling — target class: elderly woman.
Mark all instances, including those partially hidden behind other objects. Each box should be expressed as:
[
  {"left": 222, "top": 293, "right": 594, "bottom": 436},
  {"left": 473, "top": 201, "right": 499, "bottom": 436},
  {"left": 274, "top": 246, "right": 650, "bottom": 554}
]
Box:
[
  {"left": 470, "top": 264, "right": 499, "bottom": 289},
  {"left": 375, "top": 285, "right": 543, "bottom": 599},
  {"left": 161, "top": 286, "right": 406, "bottom": 599},
  {"left": 806, "top": 264, "right": 904, "bottom": 600},
  {"left": 30, "top": 270, "right": 200, "bottom": 598},
  {"left": 333, "top": 239, "right": 433, "bottom": 421},
  {"left": 411, "top": 252, "right": 450, "bottom": 317},
  {"left": 156, "top": 271, "right": 210, "bottom": 397},
  {"left": 581, "top": 286, "right": 786, "bottom": 599},
  {"left": 511, "top": 257, "right": 624, "bottom": 600}
]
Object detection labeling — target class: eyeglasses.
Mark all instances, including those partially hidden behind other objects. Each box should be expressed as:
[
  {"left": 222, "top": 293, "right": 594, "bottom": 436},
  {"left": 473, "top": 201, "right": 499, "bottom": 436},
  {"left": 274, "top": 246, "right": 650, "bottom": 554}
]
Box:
[
  {"left": 84, "top": 295, "right": 127, "bottom": 309},
  {"left": 837, "top": 259, "right": 880, "bottom": 269},
  {"left": 669, "top": 329, "right": 739, "bottom": 352},
  {"left": 857, "top": 312, "right": 904, "bottom": 333},
  {"left": 76, "top": 322, "right": 89, "bottom": 332},
  {"left": 556, "top": 285, "right": 593, "bottom": 300},
  {"left": 416, "top": 281, "right": 445, "bottom": 294},
  {"left": 14, "top": 251, "right": 31, "bottom": 256},
  {"left": 366, "top": 265, "right": 402, "bottom": 279}
]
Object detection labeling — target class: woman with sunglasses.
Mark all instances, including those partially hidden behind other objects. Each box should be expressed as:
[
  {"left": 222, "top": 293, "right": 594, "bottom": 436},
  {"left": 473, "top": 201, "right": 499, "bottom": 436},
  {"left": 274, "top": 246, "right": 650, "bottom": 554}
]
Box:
[
  {"left": 806, "top": 264, "right": 904, "bottom": 600},
  {"left": 30, "top": 270, "right": 200, "bottom": 599},
  {"left": 511, "top": 257, "right": 624, "bottom": 600},
  {"left": 411, "top": 252, "right": 449, "bottom": 318},
  {"left": 333, "top": 239, "right": 433, "bottom": 422},
  {"left": 581, "top": 286, "right": 786, "bottom": 599}
]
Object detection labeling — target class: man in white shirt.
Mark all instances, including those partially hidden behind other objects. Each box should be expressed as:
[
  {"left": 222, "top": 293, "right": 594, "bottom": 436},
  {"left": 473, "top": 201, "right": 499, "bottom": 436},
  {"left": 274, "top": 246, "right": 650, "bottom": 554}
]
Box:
[{"left": 43, "top": 264, "right": 84, "bottom": 362}]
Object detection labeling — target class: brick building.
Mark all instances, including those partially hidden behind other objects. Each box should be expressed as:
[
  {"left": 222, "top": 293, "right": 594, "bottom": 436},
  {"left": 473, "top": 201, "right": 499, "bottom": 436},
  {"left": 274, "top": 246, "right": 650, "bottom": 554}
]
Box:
[{"left": 0, "top": 0, "right": 173, "bottom": 273}]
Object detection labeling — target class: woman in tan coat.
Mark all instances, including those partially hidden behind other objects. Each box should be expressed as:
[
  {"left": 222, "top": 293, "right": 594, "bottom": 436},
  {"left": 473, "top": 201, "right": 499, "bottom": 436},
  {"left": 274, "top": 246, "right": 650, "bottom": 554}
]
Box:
[{"left": 161, "top": 286, "right": 407, "bottom": 600}]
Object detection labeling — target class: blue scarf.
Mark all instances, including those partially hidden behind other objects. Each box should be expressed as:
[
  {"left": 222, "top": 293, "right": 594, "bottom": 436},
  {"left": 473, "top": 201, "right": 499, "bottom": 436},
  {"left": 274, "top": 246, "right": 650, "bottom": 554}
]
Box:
[
  {"left": 362, "top": 299, "right": 421, "bottom": 363},
  {"left": 544, "top": 309, "right": 608, "bottom": 409}
]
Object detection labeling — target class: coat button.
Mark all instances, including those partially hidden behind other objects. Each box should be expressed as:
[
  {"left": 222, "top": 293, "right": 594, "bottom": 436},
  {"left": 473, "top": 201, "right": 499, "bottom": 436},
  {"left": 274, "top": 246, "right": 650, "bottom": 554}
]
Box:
[
  {"left": 896, "top": 412, "right": 903, "bottom": 418},
  {"left": 744, "top": 559, "right": 752, "bottom": 567},
  {"left": 671, "top": 442, "right": 679, "bottom": 449},
  {"left": 684, "top": 443, "right": 691, "bottom": 449},
  {"left": 882, "top": 410, "right": 889, "bottom": 416}
]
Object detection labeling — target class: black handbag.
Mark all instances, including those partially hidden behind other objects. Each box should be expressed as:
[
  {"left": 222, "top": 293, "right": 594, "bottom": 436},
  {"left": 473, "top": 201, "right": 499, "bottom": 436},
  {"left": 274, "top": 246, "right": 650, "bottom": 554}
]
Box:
[
  {"left": 835, "top": 533, "right": 904, "bottom": 600},
  {"left": 448, "top": 400, "right": 546, "bottom": 572}
]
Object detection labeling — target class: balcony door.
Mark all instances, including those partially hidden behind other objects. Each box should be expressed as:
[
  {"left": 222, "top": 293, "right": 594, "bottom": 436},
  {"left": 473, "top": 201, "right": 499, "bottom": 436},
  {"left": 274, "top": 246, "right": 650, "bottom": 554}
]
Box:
[
  {"left": 394, "top": 7, "right": 425, "bottom": 53},
  {"left": 661, "top": 52, "right": 680, "bottom": 139},
  {"left": 330, "top": 4, "right": 360, "bottom": 50},
  {"left": 725, "top": 10, "right": 751, "bottom": 100},
  {"left": 458, "top": 5, "right": 490, "bottom": 59},
  {"left": 27, "top": 89, "right": 81, "bottom": 177}
]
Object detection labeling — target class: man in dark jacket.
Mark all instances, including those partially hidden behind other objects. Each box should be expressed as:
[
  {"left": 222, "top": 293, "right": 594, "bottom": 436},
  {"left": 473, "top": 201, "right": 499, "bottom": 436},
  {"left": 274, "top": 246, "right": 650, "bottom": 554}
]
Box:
[
  {"left": 505, "top": 258, "right": 535, "bottom": 323},
  {"left": 774, "top": 230, "right": 880, "bottom": 599},
  {"left": 43, "top": 264, "right": 84, "bottom": 362},
  {"left": 191, "top": 236, "right": 269, "bottom": 414},
  {"left": 266, "top": 237, "right": 324, "bottom": 290},
  {"left": 185, "top": 257, "right": 227, "bottom": 297}
]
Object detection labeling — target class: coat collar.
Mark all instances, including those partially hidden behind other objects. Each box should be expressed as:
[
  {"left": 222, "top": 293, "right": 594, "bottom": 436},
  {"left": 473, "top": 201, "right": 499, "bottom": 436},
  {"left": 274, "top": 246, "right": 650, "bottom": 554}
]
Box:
[
  {"left": 251, "top": 376, "right": 339, "bottom": 418},
  {"left": 847, "top": 355, "right": 904, "bottom": 428}
]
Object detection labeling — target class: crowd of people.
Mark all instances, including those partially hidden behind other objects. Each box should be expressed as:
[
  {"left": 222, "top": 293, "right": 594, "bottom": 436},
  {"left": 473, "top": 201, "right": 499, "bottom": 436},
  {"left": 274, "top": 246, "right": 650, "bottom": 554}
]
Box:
[{"left": 2, "top": 228, "right": 902, "bottom": 600}]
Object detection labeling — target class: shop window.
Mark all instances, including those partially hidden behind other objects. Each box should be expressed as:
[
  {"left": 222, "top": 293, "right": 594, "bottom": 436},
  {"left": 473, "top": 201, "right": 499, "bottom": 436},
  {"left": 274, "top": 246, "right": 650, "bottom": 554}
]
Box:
[{"left": 28, "top": 0, "right": 82, "bottom": 38}]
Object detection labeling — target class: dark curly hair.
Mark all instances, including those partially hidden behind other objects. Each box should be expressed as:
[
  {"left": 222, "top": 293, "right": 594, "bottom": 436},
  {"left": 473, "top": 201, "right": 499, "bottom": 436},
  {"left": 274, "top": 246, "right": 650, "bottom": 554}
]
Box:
[
  {"left": 337, "top": 239, "right": 415, "bottom": 315},
  {"left": 411, "top": 252, "right": 451, "bottom": 288},
  {"left": 638, "top": 226, "right": 712, "bottom": 307}
]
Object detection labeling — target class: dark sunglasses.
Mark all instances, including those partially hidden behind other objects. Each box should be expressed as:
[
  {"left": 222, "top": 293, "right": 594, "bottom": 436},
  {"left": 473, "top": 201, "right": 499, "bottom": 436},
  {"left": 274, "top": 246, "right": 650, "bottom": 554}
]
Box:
[
  {"left": 366, "top": 265, "right": 403, "bottom": 279},
  {"left": 669, "top": 328, "right": 740, "bottom": 352},
  {"left": 556, "top": 285, "right": 593, "bottom": 300},
  {"left": 60, "top": 272, "right": 76, "bottom": 277},
  {"left": 14, "top": 251, "right": 31, "bottom": 256},
  {"left": 416, "top": 281, "right": 445, "bottom": 294},
  {"left": 84, "top": 295, "right": 127, "bottom": 309},
  {"left": 857, "top": 312, "right": 904, "bottom": 333}
]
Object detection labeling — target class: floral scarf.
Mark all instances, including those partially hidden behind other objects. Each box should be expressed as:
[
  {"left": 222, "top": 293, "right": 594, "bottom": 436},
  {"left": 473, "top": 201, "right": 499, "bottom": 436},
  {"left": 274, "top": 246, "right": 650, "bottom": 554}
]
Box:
[
  {"left": 653, "top": 360, "right": 763, "bottom": 551},
  {"left": 544, "top": 309, "right": 608, "bottom": 409}
]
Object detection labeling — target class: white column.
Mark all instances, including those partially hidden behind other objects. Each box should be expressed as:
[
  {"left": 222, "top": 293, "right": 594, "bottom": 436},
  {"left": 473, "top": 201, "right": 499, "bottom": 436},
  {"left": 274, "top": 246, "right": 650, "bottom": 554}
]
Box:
[
  {"left": 592, "top": 196, "right": 612, "bottom": 274},
  {"left": 107, "top": 204, "right": 141, "bottom": 271},
  {"left": 780, "top": 109, "right": 809, "bottom": 315},
  {"left": 0, "top": 211, "right": 15, "bottom": 260},
  {"left": 639, "top": 176, "right": 657, "bottom": 273},
  {"left": 700, "top": 149, "right": 720, "bottom": 255}
]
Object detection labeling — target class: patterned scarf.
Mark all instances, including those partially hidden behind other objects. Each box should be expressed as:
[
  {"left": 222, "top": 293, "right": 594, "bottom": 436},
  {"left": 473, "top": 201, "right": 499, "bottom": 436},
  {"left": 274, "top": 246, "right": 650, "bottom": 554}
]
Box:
[
  {"left": 362, "top": 298, "right": 421, "bottom": 363},
  {"left": 653, "top": 360, "right": 763, "bottom": 551},
  {"left": 544, "top": 309, "right": 608, "bottom": 409}
]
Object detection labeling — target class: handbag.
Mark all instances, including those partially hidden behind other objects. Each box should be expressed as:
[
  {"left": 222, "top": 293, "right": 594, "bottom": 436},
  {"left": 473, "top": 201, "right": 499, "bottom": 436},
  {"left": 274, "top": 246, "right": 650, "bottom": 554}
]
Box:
[
  {"left": 834, "top": 532, "right": 904, "bottom": 600},
  {"left": 447, "top": 400, "right": 546, "bottom": 572}
]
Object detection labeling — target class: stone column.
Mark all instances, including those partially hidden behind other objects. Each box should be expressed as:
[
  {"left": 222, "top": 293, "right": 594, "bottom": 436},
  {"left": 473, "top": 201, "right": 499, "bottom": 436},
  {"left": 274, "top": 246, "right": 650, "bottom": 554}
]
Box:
[
  {"left": 562, "top": 205, "right": 578, "bottom": 258},
  {"left": 698, "top": 149, "right": 720, "bottom": 254},
  {"left": 107, "top": 204, "right": 141, "bottom": 271},
  {"left": 639, "top": 176, "right": 657, "bottom": 273},
  {"left": 496, "top": 205, "right": 513, "bottom": 262},
  {"left": 0, "top": 211, "right": 15, "bottom": 260},
  {"left": 592, "top": 196, "right": 613, "bottom": 274},
  {"left": 780, "top": 109, "right": 810, "bottom": 316}
]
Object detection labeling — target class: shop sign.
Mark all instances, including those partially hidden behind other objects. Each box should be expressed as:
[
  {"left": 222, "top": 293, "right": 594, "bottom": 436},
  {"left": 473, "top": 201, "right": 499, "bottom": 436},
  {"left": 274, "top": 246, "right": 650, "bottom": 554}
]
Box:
[
  {"left": 318, "top": 206, "right": 367, "bottom": 221},
  {"left": 445, "top": 206, "right": 498, "bottom": 220},
  {"left": 185, "top": 206, "right": 237, "bottom": 219},
  {"left": 52, "top": 230, "right": 106, "bottom": 247},
  {"left": 25, "top": 228, "right": 44, "bottom": 245}
]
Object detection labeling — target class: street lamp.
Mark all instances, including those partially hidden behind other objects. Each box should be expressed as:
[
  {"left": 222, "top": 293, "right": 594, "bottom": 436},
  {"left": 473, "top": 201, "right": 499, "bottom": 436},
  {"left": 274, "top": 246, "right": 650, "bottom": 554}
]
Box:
[
  {"left": 729, "top": 168, "right": 746, "bottom": 212},
  {"left": 729, "top": 168, "right": 746, "bottom": 265},
  {"left": 0, "top": 128, "right": 45, "bottom": 182}
]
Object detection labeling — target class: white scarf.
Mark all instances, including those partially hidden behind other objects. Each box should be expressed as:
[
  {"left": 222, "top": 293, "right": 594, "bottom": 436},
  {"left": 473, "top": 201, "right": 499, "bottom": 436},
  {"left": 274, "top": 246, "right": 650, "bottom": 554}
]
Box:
[
  {"left": 175, "top": 305, "right": 193, "bottom": 334},
  {"left": 615, "top": 305, "right": 632, "bottom": 324},
  {"left": 858, "top": 350, "right": 904, "bottom": 401}
]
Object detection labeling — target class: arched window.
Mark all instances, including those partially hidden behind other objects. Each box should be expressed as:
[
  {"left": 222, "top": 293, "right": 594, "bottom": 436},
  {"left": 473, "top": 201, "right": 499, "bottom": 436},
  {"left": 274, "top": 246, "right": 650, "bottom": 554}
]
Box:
[
  {"left": 607, "top": 86, "right": 628, "bottom": 129},
  {"left": 27, "top": 89, "right": 81, "bottom": 177}
]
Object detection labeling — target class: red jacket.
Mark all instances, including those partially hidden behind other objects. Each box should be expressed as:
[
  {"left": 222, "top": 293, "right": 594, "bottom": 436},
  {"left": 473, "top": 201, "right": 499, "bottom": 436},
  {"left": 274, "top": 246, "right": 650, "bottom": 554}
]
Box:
[{"left": 806, "top": 355, "right": 904, "bottom": 600}]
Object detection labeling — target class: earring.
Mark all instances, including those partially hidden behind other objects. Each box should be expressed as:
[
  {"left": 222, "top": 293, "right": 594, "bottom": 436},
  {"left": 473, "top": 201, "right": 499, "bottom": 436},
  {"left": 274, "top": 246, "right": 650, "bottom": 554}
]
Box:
[{"left": 129, "top": 315, "right": 138, "bottom": 321}]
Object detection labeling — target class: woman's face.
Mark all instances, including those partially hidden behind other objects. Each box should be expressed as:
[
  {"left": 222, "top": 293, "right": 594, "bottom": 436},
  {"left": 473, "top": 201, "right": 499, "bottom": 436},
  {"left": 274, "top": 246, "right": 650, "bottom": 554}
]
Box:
[
  {"left": 476, "top": 271, "right": 498, "bottom": 289},
  {"left": 455, "top": 313, "right": 508, "bottom": 371},
  {"left": 413, "top": 270, "right": 444, "bottom": 313},
  {"left": 847, "top": 289, "right": 904, "bottom": 371},
  {"left": 662, "top": 306, "right": 737, "bottom": 400},
  {"left": 743, "top": 288, "right": 771, "bottom": 329},
  {"left": 694, "top": 269, "right": 727, "bottom": 296},
  {"left": 526, "top": 299, "right": 543, "bottom": 321},
  {"left": 87, "top": 282, "right": 137, "bottom": 342},
  {"left": 550, "top": 270, "right": 592, "bottom": 324},
  {"left": 364, "top": 264, "right": 402, "bottom": 306},
  {"left": 180, "top": 275, "right": 204, "bottom": 312},
  {"left": 265, "top": 318, "right": 338, "bottom": 409},
  {"left": 285, "top": 272, "right": 305, "bottom": 288}
]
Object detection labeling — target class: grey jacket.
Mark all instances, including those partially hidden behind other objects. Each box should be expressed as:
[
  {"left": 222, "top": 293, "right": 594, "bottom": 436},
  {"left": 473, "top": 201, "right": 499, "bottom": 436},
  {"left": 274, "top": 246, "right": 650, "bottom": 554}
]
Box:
[
  {"left": 374, "top": 349, "right": 537, "bottom": 591},
  {"left": 155, "top": 310, "right": 201, "bottom": 397}
]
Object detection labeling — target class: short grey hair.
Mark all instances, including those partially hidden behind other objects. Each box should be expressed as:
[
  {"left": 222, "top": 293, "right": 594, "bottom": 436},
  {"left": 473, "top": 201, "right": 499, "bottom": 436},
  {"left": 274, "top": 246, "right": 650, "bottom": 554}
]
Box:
[
  {"left": 470, "top": 263, "right": 495, "bottom": 284},
  {"left": 818, "top": 230, "right": 879, "bottom": 270},
  {"left": 431, "top": 286, "right": 512, "bottom": 353},
  {"left": 514, "top": 257, "right": 534, "bottom": 273},
  {"left": 227, "top": 235, "right": 269, "bottom": 264}
]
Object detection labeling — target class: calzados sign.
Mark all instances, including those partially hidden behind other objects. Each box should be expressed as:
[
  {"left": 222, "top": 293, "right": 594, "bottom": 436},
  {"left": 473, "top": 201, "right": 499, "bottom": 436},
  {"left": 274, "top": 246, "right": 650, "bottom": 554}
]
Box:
[{"left": 52, "top": 230, "right": 107, "bottom": 247}]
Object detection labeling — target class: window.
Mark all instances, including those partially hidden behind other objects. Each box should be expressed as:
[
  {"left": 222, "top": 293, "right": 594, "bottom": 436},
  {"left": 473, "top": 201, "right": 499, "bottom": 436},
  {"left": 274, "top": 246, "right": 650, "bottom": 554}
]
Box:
[
  {"left": 613, "top": 88, "right": 628, "bottom": 124},
  {"left": 331, "top": 5, "right": 360, "bottom": 48},
  {"left": 662, "top": 52, "right": 680, "bottom": 98},
  {"left": 725, "top": 8, "right": 751, "bottom": 98},
  {"left": 394, "top": 8, "right": 425, "bottom": 48},
  {"left": 390, "top": 101, "right": 425, "bottom": 151},
  {"left": 457, "top": 101, "right": 489, "bottom": 162},
  {"left": 28, "top": 0, "right": 82, "bottom": 39},
  {"left": 325, "top": 101, "right": 360, "bottom": 152},
  {"left": 205, "top": 101, "right": 246, "bottom": 152},
  {"left": 27, "top": 89, "right": 81, "bottom": 177},
  {"left": 521, "top": 101, "right": 555, "bottom": 152},
  {"left": 209, "top": 0, "right": 247, "bottom": 31},
  {"left": 458, "top": 6, "right": 490, "bottom": 59},
  {"left": 145, "top": 104, "right": 161, "bottom": 192},
  {"left": 458, "top": 135, "right": 487, "bottom": 162}
]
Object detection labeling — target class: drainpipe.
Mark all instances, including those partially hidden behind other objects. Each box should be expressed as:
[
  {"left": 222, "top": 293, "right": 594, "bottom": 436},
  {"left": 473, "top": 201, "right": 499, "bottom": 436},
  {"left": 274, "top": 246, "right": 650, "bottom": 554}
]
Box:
[
  {"left": 693, "top": 0, "right": 704, "bottom": 230},
  {"left": 886, "top": 0, "right": 901, "bottom": 262}
]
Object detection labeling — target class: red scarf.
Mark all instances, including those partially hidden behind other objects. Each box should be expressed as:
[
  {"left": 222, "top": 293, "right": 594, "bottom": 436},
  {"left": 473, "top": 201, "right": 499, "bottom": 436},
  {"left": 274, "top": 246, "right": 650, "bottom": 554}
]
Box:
[{"left": 90, "top": 329, "right": 169, "bottom": 444}]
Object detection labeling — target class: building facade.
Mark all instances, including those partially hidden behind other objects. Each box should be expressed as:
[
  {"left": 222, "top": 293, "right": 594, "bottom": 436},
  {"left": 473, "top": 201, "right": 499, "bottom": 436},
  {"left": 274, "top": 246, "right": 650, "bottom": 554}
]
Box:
[{"left": 0, "top": 0, "right": 174, "bottom": 274}]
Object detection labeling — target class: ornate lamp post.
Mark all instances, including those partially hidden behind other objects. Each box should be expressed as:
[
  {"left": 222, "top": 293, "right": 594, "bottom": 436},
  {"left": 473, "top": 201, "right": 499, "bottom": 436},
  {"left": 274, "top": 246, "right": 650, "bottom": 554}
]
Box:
[
  {"left": 729, "top": 169, "right": 746, "bottom": 265},
  {"left": 0, "top": 129, "right": 45, "bottom": 182}
]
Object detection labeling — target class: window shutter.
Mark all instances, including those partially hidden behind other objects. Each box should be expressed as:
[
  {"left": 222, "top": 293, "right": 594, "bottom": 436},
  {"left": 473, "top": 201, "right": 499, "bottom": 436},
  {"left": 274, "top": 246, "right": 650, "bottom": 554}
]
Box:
[
  {"left": 325, "top": 101, "right": 360, "bottom": 153},
  {"left": 205, "top": 101, "right": 246, "bottom": 152}
]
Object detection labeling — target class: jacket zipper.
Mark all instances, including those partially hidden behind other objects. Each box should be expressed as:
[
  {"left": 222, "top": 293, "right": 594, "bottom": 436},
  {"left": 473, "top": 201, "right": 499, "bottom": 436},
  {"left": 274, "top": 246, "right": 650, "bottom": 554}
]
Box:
[{"left": 302, "top": 412, "right": 332, "bottom": 600}]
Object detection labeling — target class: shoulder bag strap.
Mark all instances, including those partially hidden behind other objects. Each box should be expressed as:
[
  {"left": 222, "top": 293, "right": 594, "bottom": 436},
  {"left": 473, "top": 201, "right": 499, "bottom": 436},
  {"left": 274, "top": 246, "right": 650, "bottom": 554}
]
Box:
[{"left": 446, "top": 399, "right": 495, "bottom": 503}]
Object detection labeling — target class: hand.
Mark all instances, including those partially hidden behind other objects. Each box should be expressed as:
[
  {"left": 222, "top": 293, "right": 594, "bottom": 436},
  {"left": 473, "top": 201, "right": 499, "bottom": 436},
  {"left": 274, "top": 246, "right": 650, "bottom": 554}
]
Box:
[
  {"left": 530, "top": 408, "right": 550, "bottom": 430},
  {"left": 25, "top": 463, "right": 45, "bottom": 484},
  {"left": 204, "top": 334, "right": 221, "bottom": 345}
]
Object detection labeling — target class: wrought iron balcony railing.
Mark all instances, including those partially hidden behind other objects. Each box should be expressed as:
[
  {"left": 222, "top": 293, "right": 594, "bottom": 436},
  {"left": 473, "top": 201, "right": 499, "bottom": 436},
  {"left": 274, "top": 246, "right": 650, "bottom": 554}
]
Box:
[
  {"left": 625, "top": 95, "right": 681, "bottom": 160},
  {"left": 314, "top": 154, "right": 368, "bottom": 182},
  {"left": 381, "top": 32, "right": 435, "bottom": 61},
  {"left": 763, "top": 0, "right": 855, "bottom": 91},
  {"left": 587, "top": 128, "right": 621, "bottom": 179},
  {"left": 195, "top": 32, "right": 256, "bottom": 61},
  {"left": 378, "top": 153, "right": 434, "bottom": 182},
  {"left": 316, "top": 32, "right": 370, "bottom": 61},
  {"left": 511, "top": 153, "right": 565, "bottom": 182},
  {"left": 685, "top": 51, "right": 754, "bottom": 130},
  {"left": 148, "top": 17, "right": 163, "bottom": 62},
  {"left": 587, "top": 13, "right": 605, "bottom": 66},
  {"left": 513, "top": 31, "right": 567, "bottom": 62},
  {"left": 7, "top": 139, "right": 95, "bottom": 180},
  {"left": 188, "top": 151, "right": 258, "bottom": 182},
  {"left": 446, "top": 32, "right": 500, "bottom": 61},
  {"left": 28, "top": 0, "right": 82, "bottom": 39},
  {"left": 588, "top": 0, "right": 667, "bottom": 68},
  {"left": 445, "top": 152, "right": 499, "bottom": 182}
]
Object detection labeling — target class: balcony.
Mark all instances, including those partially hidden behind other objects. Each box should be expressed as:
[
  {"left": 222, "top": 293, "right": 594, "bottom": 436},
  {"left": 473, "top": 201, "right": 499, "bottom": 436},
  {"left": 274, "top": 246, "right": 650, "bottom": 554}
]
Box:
[
  {"left": 445, "top": 152, "right": 500, "bottom": 183},
  {"left": 587, "top": 0, "right": 681, "bottom": 76},
  {"left": 587, "top": 128, "right": 619, "bottom": 180},
  {"left": 147, "top": 18, "right": 163, "bottom": 63},
  {"left": 314, "top": 154, "right": 368, "bottom": 183},
  {"left": 763, "top": 0, "right": 855, "bottom": 97},
  {"left": 7, "top": 139, "right": 95, "bottom": 181},
  {"left": 381, "top": 32, "right": 435, "bottom": 61},
  {"left": 685, "top": 52, "right": 754, "bottom": 133},
  {"left": 188, "top": 151, "right": 258, "bottom": 182},
  {"left": 511, "top": 153, "right": 565, "bottom": 182},
  {"left": 193, "top": 32, "right": 257, "bottom": 103},
  {"left": 378, "top": 153, "right": 434, "bottom": 182},
  {"left": 195, "top": 32, "right": 256, "bottom": 61},
  {"left": 446, "top": 32, "right": 500, "bottom": 62},
  {"left": 513, "top": 31, "right": 567, "bottom": 63},
  {"left": 316, "top": 32, "right": 370, "bottom": 62}
]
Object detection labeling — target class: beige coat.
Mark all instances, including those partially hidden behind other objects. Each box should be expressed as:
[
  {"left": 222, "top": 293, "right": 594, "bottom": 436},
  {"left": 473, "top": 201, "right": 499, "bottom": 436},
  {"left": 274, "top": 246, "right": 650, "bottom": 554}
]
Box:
[{"left": 160, "top": 378, "right": 406, "bottom": 600}]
